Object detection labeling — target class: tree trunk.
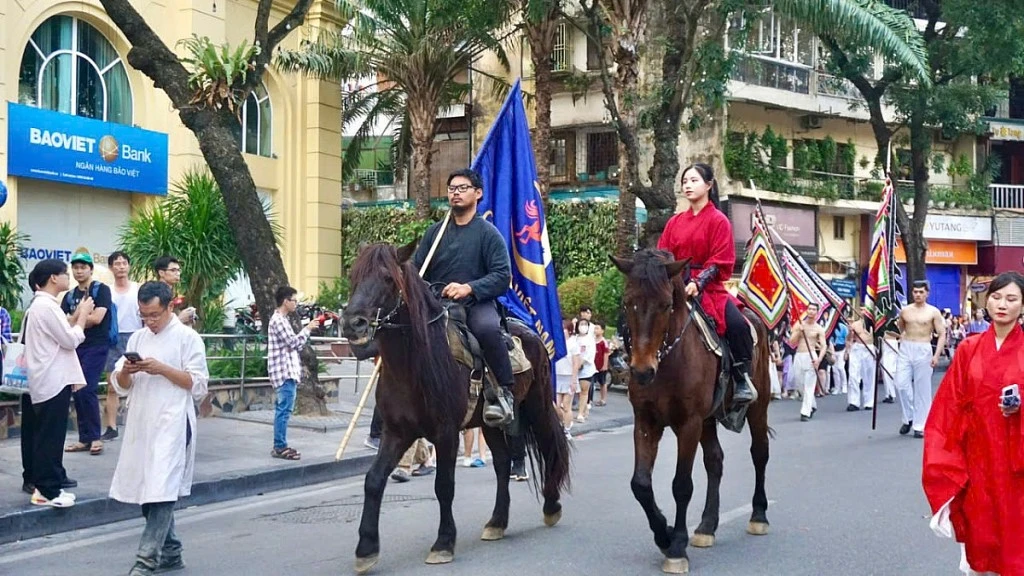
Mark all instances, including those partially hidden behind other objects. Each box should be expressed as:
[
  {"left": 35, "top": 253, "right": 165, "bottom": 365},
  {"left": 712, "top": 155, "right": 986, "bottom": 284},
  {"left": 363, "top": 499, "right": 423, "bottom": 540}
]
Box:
[
  {"left": 528, "top": 20, "right": 557, "bottom": 206},
  {"left": 95, "top": 0, "right": 328, "bottom": 415},
  {"left": 866, "top": 98, "right": 893, "bottom": 171},
  {"left": 900, "top": 111, "right": 931, "bottom": 285},
  {"left": 613, "top": 47, "right": 641, "bottom": 257},
  {"left": 408, "top": 101, "right": 438, "bottom": 219}
]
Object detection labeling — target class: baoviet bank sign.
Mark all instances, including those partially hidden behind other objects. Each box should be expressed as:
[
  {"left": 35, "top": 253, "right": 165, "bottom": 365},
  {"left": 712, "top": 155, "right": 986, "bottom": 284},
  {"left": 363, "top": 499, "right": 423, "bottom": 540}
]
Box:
[{"left": 6, "top": 102, "right": 168, "bottom": 196}]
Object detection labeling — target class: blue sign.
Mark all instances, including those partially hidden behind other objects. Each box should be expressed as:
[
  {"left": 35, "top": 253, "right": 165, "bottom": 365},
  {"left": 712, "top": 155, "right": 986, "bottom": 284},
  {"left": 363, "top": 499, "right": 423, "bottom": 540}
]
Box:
[
  {"left": 0, "top": 180, "right": 6, "bottom": 207},
  {"left": 7, "top": 102, "right": 168, "bottom": 195},
  {"left": 830, "top": 278, "right": 858, "bottom": 299}
]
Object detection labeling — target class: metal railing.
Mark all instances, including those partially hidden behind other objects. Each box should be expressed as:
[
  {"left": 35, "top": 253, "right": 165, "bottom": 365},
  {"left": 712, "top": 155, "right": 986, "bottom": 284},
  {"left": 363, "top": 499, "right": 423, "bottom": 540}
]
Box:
[
  {"left": 815, "top": 72, "right": 861, "bottom": 101},
  {"left": 991, "top": 184, "right": 1024, "bottom": 210},
  {"left": 881, "top": 0, "right": 930, "bottom": 19},
  {"left": 731, "top": 55, "right": 811, "bottom": 94},
  {"left": 350, "top": 169, "right": 395, "bottom": 187}
]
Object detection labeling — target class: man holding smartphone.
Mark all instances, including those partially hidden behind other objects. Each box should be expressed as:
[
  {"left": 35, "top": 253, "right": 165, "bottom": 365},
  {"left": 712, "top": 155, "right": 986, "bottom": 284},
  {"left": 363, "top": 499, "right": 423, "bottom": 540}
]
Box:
[{"left": 109, "top": 282, "right": 208, "bottom": 575}]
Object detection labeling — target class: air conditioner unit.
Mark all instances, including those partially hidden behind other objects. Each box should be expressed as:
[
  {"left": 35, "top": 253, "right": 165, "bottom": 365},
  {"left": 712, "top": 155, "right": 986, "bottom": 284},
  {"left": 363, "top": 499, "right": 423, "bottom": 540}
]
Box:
[{"left": 800, "top": 115, "right": 824, "bottom": 130}]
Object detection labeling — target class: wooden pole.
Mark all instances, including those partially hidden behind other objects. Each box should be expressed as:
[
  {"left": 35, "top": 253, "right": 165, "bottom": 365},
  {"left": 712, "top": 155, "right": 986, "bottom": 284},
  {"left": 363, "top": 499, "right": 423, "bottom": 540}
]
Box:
[{"left": 334, "top": 210, "right": 453, "bottom": 462}]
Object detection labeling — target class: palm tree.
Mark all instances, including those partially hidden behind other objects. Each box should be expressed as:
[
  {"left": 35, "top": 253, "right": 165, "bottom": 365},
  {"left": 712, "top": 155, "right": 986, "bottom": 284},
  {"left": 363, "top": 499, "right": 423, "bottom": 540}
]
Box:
[
  {"left": 277, "top": 0, "right": 511, "bottom": 218},
  {"left": 582, "top": 0, "right": 931, "bottom": 252}
]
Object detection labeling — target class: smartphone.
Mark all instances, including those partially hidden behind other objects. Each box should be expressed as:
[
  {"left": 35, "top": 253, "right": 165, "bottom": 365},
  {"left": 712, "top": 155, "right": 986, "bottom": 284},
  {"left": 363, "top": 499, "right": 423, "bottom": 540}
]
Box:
[
  {"left": 124, "top": 352, "right": 143, "bottom": 363},
  {"left": 1002, "top": 384, "right": 1020, "bottom": 408}
]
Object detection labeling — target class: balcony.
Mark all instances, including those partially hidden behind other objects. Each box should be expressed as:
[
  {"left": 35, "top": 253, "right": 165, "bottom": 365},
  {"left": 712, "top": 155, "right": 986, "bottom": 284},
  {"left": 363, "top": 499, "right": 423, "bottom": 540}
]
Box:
[
  {"left": 730, "top": 55, "right": 861, "bottom": 101},
  {"left": 882, "top": 0, "right": 930, "bottom": 20},
  {"left": 991, "top": 184, "right": 1024, "bottom": 210}
]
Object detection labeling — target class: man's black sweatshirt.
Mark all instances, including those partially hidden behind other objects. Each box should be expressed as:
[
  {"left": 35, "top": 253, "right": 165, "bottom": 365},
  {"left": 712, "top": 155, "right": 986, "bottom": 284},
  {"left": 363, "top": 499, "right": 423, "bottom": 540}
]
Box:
[{"left": 412, "top": 216, "right": 511, "bottom": 303}]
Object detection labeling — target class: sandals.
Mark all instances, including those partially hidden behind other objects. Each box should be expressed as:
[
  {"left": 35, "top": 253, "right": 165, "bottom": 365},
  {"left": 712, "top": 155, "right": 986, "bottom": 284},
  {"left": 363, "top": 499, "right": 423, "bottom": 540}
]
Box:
[
  {"left": 90, "top": 442, "right": 103, "bottom": 456},
  {"left": 65, "top": 443, "right": 90, "bottom": 453},
  {"left": 271, "top": 447, "right": 301, "bottom": 460}
]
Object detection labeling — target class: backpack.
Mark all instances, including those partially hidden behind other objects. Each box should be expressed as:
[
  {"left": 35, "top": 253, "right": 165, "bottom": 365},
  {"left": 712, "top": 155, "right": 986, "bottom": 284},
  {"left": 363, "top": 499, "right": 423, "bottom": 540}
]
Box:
[{"left": 65, "top": 281, "right": 118, "bottom": 347}]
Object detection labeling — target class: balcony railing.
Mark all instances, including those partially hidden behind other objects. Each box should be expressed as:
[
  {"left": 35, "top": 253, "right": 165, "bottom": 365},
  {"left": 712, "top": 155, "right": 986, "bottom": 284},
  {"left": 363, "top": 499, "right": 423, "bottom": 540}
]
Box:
[
  {"left": 882, "top": 0, "right": 930, "bottom": 19},
  {"left": 351, "top": 169, "right": 395, "bottom": 187},
  {"left": 991, "top": 184, "right": 1024, "bottom": 210},
  {"left": 816, "top": 73, "right": 861, "bottom": 101},
  {"left": 731, "top": 55, "right": 861, "bottom": 101}
]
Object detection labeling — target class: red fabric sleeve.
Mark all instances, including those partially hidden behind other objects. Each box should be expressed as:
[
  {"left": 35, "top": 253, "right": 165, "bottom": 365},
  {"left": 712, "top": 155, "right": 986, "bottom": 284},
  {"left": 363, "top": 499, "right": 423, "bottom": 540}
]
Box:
[
  {"left": 657, "top": 215, "right": 677, "bottom": 253},
  {"left": 707, "top": 212, "right": 736, "bottom": 282},
  {"left": 922, "top": 338, "right": 973, "bottom": 514}
]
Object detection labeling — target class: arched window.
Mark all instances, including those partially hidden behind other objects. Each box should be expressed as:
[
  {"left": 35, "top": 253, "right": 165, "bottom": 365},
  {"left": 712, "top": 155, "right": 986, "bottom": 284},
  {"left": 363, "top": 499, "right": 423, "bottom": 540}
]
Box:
[
  {"left": 235, "top": 83, "right": 273, "bottom": 157},
  {"left": 18, "top": 15, "right": 133, "bottom": 125}
]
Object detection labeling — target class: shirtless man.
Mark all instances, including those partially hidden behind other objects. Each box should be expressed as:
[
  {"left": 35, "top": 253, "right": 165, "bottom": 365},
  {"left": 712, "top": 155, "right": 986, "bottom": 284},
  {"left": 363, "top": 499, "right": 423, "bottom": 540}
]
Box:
[
  {"left": 789, "top": 302, "right": 827, "bottom": 422},
  {"left": 845, "top": 311, "right": 876, "bottom": 411},
  {"left": 895, "top": 280, "right": 946, "bottom": 438}
]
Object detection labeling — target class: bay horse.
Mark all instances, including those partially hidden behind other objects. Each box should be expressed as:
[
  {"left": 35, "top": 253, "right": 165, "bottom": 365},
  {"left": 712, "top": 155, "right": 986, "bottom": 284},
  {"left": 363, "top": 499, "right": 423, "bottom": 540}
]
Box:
[
  {"left": 611, "top": 249, "right": 772, "bottom": 574},
  {"left": 342, "top": 241, "right": 571, "bottom": 574}
]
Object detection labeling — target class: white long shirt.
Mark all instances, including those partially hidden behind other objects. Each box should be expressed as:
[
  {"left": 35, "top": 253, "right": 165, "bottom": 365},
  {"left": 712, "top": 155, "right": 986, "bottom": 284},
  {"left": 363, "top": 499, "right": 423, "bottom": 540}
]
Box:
[
  {"left": 25, "top": 291, "right": 85, "bottom": 404},
  {"left": 109, "top": 315, "right": 209, "bottom": 504}
]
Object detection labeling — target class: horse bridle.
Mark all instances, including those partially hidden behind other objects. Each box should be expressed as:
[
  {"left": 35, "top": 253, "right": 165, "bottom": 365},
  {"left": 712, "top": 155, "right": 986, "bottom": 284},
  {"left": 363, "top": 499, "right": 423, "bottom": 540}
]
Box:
[
  {"left": 654, "top": 300, "right": 697, "bottom": 362},
  {"left": 365, "top": 286, "right": 447, "bottom": 339}
]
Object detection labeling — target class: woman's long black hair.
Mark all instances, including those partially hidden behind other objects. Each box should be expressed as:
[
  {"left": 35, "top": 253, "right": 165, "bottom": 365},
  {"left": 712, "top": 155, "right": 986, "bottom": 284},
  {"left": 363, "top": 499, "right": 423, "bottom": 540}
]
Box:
[{"left": 682, "top": 162, "right": 721, "bottom": 211}]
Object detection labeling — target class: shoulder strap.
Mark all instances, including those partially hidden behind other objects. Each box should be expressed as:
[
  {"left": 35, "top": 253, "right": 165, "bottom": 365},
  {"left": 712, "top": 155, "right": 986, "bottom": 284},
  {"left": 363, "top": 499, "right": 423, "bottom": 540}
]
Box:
[{"left": 90, "top": 281, "right": 100, "bottom": 299}]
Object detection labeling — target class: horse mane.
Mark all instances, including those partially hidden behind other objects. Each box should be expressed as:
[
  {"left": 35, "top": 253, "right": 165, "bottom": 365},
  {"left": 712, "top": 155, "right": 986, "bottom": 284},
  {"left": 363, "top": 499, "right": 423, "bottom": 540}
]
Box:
[
  {"left": 629, "top": 249, "right": 682, "bottom": 297},
  {"left": 352, "top": 244, "right": 463, "bottom": 428}
]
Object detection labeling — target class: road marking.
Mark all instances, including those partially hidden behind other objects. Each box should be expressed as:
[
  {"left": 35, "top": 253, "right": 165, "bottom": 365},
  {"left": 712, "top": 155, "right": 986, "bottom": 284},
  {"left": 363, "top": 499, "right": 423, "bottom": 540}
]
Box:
[
  {"left": 689, "top": 500, "right": 776, "bottom": 534},
  {"left": 0, "top": 479, "right": 364, "bottom": 564}
]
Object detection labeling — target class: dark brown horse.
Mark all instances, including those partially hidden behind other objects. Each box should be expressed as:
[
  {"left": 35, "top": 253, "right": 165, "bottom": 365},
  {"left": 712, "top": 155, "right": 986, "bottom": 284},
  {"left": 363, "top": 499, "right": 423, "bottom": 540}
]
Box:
[
  {"left": 612, "top": 249, "right": 772, "bottom": 574},
  {"left": 342, "top": 242, "right": 571, "bottom": 574}
]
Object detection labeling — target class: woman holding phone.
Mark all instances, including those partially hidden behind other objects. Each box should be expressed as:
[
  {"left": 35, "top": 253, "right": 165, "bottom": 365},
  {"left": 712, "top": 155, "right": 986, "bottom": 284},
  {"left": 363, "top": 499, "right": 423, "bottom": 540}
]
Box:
[{"left": 923, "top": 271, "right": 1024, "bottom": 575}]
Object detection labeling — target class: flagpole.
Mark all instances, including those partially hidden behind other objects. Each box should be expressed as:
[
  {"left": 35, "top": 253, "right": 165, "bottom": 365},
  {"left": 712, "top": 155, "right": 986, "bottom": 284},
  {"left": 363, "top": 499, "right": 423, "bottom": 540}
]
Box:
[{"left": 871, "top": 167, "right": 891, "bottom": 432}]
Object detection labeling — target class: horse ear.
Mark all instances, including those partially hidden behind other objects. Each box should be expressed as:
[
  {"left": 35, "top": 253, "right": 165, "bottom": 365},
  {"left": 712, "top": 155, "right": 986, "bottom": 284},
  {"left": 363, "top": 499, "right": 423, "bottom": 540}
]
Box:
[
  {"left": 609, "top": 255, "right": 633, "bottom": 275},
  {"left": 357, "top": 241, "right": 370, "bottom": 254},
  {"left": 664, "top": 258, "right": 691, "bottom": 278},
  {"left": 396, "top": 237, "right": 419, "bottom": 264}
]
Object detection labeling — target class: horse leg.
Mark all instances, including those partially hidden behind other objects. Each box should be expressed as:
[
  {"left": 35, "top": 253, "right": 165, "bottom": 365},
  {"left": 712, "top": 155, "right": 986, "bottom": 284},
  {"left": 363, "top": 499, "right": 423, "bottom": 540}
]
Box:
[
  {"left": 663, "top": 419, "right": 703, "bottom": 574},
  {"left": 691, "top": 417, "right": 724, "bottom": 548},
  {"left": 355, "top": 433, "right": 412, "bottom": 574},
  {"left": 480, "top": 426, "right": 511, "bottom": 541},
  {"left": 746, "top": 400, "right": 771, "bottom": 536},
  {"left": 426, "top": 429, "right": 460, "bottom": 564},
  {"left": 630, "top": 420, "right": 671, "bottom": 553}
]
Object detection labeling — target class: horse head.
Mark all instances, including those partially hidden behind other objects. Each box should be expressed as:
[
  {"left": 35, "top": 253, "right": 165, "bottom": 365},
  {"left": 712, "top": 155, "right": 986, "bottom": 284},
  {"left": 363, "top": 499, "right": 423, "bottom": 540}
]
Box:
[
  {"left": 611, "top": 250, "right": 691, "bottom": 385},
  {"left": 342, "top": 239, "right": 418, "bottom": 346}
]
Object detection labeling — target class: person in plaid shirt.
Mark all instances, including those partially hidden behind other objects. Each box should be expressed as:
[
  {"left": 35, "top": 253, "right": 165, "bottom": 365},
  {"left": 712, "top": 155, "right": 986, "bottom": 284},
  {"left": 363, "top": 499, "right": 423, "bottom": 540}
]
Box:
[{"left": 267, "top": 286, "right": 318, "bottom": 460}]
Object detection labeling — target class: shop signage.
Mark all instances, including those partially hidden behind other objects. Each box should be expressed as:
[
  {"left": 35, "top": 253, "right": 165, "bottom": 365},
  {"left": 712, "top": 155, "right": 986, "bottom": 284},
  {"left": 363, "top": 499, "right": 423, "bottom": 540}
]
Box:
[
  {"left": 829, "top": 278, "right": 858, "bottom": 298},
  {"left": 895, "top": 239, "right": 978, "bottom": 266},
  {"left": 989, "top": 120, "right": 1024, "bottom": 142},
  {"left": 922, "top": 214, "right": 992, "bottom": 242},
  {"left": 970, "top": 282, "right": 989, "bottom": 293},
  {"left": 731, "top": 200, "right": 818, "bottom": 261},
  {"left": 7, "top": 103, "right": 168, "bottom": 196}
]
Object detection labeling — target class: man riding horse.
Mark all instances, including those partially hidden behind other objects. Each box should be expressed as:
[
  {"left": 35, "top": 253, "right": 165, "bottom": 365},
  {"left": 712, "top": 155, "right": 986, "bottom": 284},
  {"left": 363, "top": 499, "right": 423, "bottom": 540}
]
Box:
[{"left": 413, "top": 168, "right": 517, "bottom": 428}]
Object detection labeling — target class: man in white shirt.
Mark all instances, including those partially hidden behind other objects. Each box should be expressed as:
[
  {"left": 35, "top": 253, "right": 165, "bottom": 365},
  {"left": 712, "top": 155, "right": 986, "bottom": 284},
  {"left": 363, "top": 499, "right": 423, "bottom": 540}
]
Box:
[
  {"left": 110, "top": 281, "right": 209, "bottom": 576},
  {"left": 102, "top": 250, "right": 143, "bottom": 442},
  {"left": 22, "top": 259, "right": 93, "bottom": 507}
]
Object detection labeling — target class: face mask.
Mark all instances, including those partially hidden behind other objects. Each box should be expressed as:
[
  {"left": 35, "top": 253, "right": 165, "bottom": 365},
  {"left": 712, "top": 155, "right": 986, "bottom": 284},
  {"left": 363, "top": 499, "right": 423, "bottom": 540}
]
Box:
[{"left": 579, "top": 326, "right": 590, "bottom": 335}]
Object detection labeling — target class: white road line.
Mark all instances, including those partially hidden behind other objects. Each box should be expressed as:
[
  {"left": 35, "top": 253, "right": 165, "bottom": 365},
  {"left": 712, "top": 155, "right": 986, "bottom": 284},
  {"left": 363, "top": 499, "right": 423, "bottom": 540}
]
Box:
[
  {"left": 0, "top": 479, "right": 364, "bottom": 565},
  {"left": 688, "top": 500, "right": 777, "bottom": 534}
]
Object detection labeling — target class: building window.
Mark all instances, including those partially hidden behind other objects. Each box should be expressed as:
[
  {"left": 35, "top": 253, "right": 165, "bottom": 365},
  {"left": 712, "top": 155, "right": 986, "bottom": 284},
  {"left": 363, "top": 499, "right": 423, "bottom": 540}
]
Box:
[
  {"left": 550, "top": 135, "right": 569, "bottom": 180},
  {"left": 833, "top": 216, "right": 845, "bottom": 240},
  {"left": 586, "top": 132, "right": 617, "bottom": 177},
  {"left": 235, "top": 83, "right": 273, "bottom": 157},
  {"left": 551, "top": 23, "right": 569, "bottom": 72},
  {"left": 18, "top": 15, "right": 133, "bottom": 124}
]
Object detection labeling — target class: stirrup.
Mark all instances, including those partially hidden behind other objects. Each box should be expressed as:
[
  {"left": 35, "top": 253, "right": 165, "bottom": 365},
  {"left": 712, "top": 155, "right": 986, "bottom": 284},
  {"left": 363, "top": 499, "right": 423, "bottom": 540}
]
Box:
[
  {"left": 483, "top": 388, "right": 514, "bottom": 428},
  {"left": 733, "top": 372, "right": 758, "bottom": 404}
]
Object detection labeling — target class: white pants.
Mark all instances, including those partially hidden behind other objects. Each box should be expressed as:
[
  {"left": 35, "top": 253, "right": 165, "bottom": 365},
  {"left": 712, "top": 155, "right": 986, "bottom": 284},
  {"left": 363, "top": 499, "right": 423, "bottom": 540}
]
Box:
[
  {"left": 881, "top": 339, "right": 898, "bottom": 399},
  {"left": 896, "top": 340, "right": 934, "bottom": 431},
  {"left": 793, "top": 353, "right": 818, "bottom": 418},
  {"left": 847, "top": 344, "right": 876, "bottom": 409},
  {"left": 831, "top": 346, "right": 848, "bottom": 393},
  {"left": 769, "top": 363, "right": 781, "bottom": 396}
]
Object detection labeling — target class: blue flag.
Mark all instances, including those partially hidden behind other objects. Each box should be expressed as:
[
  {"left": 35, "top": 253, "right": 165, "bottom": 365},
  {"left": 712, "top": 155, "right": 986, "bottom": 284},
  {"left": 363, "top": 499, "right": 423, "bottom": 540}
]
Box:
[{"left": 472, "top": 80, "right": 566, "bottom": 361}]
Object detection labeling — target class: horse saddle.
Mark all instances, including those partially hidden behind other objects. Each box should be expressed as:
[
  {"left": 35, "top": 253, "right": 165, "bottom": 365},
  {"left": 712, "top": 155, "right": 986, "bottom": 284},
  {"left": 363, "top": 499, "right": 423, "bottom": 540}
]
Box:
[
  {"left": 689, "top": 301, "right": 759, "bottom": 435},
  {"left": 444, "top": 305, "right": 531, "bottom": 379}
]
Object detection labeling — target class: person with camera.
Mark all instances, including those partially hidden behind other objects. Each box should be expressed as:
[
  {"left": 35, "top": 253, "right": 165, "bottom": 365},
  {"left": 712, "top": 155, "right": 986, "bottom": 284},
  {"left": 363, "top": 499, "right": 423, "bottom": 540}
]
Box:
[{"left": 923, "top": 271, "right": 1024, "bottom": 575}]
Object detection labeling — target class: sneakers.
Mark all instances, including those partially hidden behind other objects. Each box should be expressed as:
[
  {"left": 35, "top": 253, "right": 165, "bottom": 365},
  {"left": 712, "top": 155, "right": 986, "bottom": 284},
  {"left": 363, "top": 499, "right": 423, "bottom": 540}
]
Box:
[
  {"left": 510, "top": 460, "right": 529, "bottom": 481},
  {"left": 101, "top": 427, "right": 119, "bottom": 441},
  {"left": 23, "top": 477, "right": 78, "bottom": 494},
  {"left": 363, "top": 437, "right": 380, "bottom": 451},
  {"left": 390, "top": 468, "right": 411, "bottom": 483},
  {"left": 899, "top": 421, "right": 913, "bottom": 436},
  {"left": 154, "top": 556, "right": 186, "bottom": 573},
  {"left": 31, "top": 489, "right": 76, "bottom": 508}
]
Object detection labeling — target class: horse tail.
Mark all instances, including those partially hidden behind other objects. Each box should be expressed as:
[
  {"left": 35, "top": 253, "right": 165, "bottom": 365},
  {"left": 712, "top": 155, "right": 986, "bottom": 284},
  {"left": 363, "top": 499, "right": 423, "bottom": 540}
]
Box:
[{"left": 513, "top": 325, "right": 572, "bottom": 509}]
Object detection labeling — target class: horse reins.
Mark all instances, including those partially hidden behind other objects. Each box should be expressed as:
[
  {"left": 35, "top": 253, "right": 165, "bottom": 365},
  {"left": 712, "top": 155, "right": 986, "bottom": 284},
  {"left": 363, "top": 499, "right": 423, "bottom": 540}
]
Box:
[
  {"left": 370, "top": 288, "right": 448, "bottom": 334},
  {"left": 657, "top": 300, "right": 696, "bottom": 361}
]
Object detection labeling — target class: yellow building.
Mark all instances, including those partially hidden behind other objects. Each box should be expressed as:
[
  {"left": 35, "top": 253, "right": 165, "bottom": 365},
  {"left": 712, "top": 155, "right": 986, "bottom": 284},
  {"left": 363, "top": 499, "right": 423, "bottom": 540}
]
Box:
[{"left": 1, "top": 0, "right": 344, "bottom": 301}]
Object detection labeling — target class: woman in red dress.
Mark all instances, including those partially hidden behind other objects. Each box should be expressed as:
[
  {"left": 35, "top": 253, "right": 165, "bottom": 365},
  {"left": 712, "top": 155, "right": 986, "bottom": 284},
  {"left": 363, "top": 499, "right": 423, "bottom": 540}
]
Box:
[
  {"left": 923, "top": 270, "right": 1024, "bottom": 575},
  {"left": 657, "top": 163, "right": 755, "bottom": 405}
]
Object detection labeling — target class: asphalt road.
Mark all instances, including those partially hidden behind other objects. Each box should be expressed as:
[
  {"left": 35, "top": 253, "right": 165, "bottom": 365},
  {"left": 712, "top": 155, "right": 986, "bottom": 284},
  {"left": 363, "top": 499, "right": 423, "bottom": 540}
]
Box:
[{"left": 0, "top": 375, "right": 960, "bottom": 576}]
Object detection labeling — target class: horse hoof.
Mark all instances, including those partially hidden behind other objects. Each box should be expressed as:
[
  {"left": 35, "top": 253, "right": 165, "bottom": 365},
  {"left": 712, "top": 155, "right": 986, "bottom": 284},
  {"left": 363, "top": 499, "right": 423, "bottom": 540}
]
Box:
[
  {"left": 481, "top": 526, "right": 505, "bottom": 541},
  {"left": 425, "top": 550, "right": 454, "bottom": 565},
  {"left": 543, "top": 510, "right": 562, "bottom": 527},
  {"left": 690, "top": 533, "right": 715, "bottom": 548},
  {"left": 662, "top": 557, "right": 689, "bottom": 574},
  {"left": 354, "top": 554, "right": 379, "bottom": 574},
  {"left": 747, "top": 521, "right": 770, "bottom": 536}
]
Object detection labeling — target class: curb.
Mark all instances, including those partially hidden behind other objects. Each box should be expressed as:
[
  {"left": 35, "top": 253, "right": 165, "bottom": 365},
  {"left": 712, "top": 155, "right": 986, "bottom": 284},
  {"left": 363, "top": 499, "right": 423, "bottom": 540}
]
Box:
[
  {"left": 0, "top": 453, "right": 377, "bottom": 546},
  {"left": 0, "top": 414, "right": 639, "bottom": 545}
]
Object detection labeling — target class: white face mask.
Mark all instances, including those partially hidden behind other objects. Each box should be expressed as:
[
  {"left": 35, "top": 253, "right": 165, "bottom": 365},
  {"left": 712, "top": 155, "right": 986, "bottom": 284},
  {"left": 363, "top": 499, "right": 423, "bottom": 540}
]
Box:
[{"left": 578, "top": 325, "right": 590, "bottom": 335}]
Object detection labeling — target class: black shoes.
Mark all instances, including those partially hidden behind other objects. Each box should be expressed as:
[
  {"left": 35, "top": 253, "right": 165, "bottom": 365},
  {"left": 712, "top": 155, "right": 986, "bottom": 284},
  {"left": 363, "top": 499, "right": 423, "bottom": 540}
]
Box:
[
  {"left": 846, "top": 404, "right": 860, "bottom": 412},
  {"left": 913, "top": 431, "right": 924, "bottom": 439},
  {"left": 899, "top": 422, "right": 913, "bottom": 435},
  {"left": 483, "top": 387, "right": 516, "bottom": 429},
  {"left": 101, "top": 427, "right": 119, "bottom": 441},
  {"left": 800, "top": 415, "right": 811, "bottom": 422},
  {"left": 730, "top": 362, "right": 758, "bottom": 406},
  {"left": 882, "top": 396, "right": 895, "bottom": 404},
  {"left": 510, "top": 460, "right": 529, "bottom": 481}
]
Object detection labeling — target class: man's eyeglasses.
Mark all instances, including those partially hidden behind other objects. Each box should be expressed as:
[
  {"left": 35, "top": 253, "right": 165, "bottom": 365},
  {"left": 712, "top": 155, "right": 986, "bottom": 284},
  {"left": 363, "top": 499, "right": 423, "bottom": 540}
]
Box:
[
  {"left": 446, "top": 184, "right": 475, "bottom": 194},
  {"left": 138, "top": 311, "right": 168, "bottom": 321},
  {"left": 163, "top": 267, "right": 182, "bottom": 274}
]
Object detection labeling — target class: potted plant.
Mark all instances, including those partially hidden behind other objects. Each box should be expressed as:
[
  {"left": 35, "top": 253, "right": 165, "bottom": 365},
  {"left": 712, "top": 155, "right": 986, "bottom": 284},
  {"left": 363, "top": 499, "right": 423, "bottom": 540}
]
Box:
[{"left": 578, "top": 172, "right": 590, "bottom": 182}]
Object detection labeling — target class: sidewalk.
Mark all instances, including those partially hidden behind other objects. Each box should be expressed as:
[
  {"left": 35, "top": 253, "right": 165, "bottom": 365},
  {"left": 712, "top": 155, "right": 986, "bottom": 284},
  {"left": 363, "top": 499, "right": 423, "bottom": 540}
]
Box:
[{"left": 0, "top": 390, "right": 634, "bottom": 545}]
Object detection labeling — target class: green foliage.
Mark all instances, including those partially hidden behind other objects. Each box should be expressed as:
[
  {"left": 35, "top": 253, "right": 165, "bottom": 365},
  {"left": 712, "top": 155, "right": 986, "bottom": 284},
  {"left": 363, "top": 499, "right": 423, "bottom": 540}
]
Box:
[
  {"left": 592, "top": 268, "right": 625, "bottom": 327},
  {"left": 9, "top": 309, "right": 24, "bottom": 334},
  {"left": 819, "top": 136, "right": 837, "bottom": 172},
  {"left": 840, "top": 139, "right": 857, "bottom": 174},
  {"left": 557, "top": 276, "right": 600, "bottom": 321},
  {"left": 198, "top": 296, "right": 227, "bottom": 334},
  {"left": 118, "top": 168, "right": 279, "bottom": 332},
  {"left": 316, "top": 277, "right": 350, "bottom": 310},
  {"left": 546, "top": 201, "right": 617, "bottom": 280},
  {"left": 341, "top": 206, "right": 446, "bottom": 272},
  {"left": 0, "top": 223, "right": 28, "bottom": 310},
  {"left": 724, "top": 127, "right": 789, "bottom": 191},
  {"left": 792, "top": 141, "right": 811, "bottom": 178},
  {"left": 177, "top": 35, "right": 261, "bottom": 113}
]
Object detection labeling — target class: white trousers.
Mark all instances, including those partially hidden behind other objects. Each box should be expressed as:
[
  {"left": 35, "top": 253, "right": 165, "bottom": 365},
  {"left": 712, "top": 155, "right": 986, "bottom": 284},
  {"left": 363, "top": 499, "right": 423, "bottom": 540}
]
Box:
[
  {"left": 831, "top": 347, "right": 848, "bottom": 393},
  {"left": 895, "top": 340, "right": 934, "bottom": 431},
  {"left": 880, "top": 339, "right": 898, "bottom": 399},
  {"left": 793, "top": 353, "right": 818, "bottom": 418},
  {"left": 847, "top": 344, "right": 876, "bottom": 409},
  {"left": 769, "top": 362, "right": 781, "bottom": 396}
]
